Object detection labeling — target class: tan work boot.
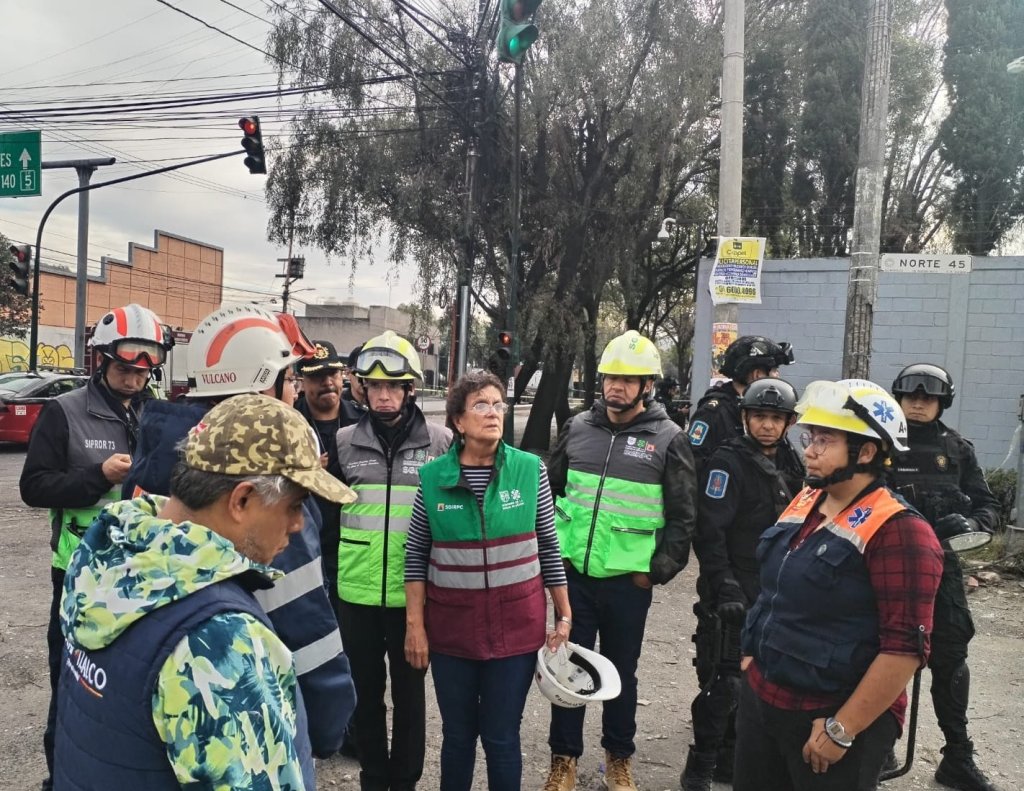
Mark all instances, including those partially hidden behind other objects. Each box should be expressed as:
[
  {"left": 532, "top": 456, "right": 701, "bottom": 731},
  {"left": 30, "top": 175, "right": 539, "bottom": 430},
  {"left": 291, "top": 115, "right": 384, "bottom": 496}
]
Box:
[
  {"left": 604, "top": 752, "right": 638, "bottom": 791},
  {"left": 543, "top": 754, "right": 577, "bottom": 791}
]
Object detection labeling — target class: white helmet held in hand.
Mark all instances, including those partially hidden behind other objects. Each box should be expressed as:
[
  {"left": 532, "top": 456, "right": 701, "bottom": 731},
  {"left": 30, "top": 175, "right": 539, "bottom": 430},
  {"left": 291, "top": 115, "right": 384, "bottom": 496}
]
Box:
[
  {"left": 186, "top": 305, "right": 314, "bottom": 397},
  {"left": 535, "top": 642, "right": 622, "bottom": 709}
]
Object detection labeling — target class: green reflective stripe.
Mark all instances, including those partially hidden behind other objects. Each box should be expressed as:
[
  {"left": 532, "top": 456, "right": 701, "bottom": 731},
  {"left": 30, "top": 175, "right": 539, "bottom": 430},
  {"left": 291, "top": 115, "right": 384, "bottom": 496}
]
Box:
[{"left": 339, "top": 508, "right": 412, "bottom": 533}]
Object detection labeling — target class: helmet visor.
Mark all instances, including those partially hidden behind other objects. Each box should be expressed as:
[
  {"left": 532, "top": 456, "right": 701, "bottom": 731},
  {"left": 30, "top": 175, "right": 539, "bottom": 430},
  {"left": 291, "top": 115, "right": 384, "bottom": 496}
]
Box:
[
  {"left": 108, "top": 340, "right": 166, "bottom": 369},
  {"left": 356, "top": 347, "right": 417, "bottom": 379},
  {"left": 893, "top": 373, "right": 947, "bottom": 397}
]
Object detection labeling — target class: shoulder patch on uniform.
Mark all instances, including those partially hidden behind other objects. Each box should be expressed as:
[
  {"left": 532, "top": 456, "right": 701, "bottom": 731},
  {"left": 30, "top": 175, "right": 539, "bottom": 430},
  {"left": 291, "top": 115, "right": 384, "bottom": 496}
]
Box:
[
  {"left": 689, "top": 420, "right": 710, "bottom": 446},
  {"left": 705, "top": 399, "right": 719, "bottom": 409},
  {"left": 705, "top": 469, "right": 729, "bottom": 499}
]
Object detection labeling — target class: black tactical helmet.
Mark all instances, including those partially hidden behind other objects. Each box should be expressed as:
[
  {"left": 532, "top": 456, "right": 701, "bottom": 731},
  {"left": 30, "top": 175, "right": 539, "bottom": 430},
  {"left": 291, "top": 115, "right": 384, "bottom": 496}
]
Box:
[
  {"left": 891, "top": 363, "right": 954, "bottom": 409},
  {"left": 740, "top": 377, "right": 799, "bottom": 414},
  {"left": 720, "top": 335, "right": 794, "bottom": 382}
]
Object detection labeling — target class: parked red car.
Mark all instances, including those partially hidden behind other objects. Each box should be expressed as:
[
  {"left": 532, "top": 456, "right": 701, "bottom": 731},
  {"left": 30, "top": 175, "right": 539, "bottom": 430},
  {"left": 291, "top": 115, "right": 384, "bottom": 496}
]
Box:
[{"left": 0, "top": 370, "right": 89, "bottom": 444}]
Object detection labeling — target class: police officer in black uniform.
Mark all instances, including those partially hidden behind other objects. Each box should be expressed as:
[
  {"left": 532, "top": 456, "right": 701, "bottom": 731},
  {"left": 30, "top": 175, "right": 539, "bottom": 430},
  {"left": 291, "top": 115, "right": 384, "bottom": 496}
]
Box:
[
  {"left": 887, "top": 363, "right": 1001, "bottom": 791},
  {"left": 681, "top": 378, "right": 803, "bottom": 791},
  {"left": 688, "top": 335, "right": 801, "bottom": 481}
]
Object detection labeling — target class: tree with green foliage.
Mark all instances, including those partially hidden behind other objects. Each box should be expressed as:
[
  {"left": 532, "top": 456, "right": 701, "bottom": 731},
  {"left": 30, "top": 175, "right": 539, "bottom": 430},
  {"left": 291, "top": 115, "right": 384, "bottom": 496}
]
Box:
[{"left": 938, "top": 0, "right": 1024, "bottom": 254}]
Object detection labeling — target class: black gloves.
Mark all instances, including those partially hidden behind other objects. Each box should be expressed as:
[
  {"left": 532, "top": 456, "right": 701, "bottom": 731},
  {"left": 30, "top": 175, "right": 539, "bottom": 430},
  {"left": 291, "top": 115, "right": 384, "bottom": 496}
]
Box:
[
  {"left": 716, "top": 581, "right": 747, "bottom": 626},
  {"left": 933, "top": 513, "right": 978, "bottom": 541}
]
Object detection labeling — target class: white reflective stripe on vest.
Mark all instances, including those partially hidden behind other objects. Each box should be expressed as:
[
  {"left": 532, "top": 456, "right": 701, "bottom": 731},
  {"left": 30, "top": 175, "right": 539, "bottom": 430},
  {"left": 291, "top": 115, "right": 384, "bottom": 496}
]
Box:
[
  {"left": 430, "top": 536, "right": 539, "bottom": 568},
  {"left": 253, "top": 558, "right": 324, "bottom": 613},
  {"left": 428, "top": 558, "right": 541, "bottom": 589},
  {"left": 291, "top": 628, "right": 344, "bottom": 675}
]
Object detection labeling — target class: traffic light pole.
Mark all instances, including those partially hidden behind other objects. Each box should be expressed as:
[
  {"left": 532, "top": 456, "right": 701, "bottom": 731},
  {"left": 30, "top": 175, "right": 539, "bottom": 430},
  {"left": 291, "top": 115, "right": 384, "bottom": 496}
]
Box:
[
  {"left": 28, "top": 150, "right": 243, "bottom": 370},
  {"left": 503, "top": 62, "right": 523, "bottom": 445}
]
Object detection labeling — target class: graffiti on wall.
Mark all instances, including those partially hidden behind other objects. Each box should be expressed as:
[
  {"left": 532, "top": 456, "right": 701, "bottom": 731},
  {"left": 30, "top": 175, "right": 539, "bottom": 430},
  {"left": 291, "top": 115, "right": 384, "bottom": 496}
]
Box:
[{"left": 0, "top": 337, "right": 75, "bottom": 373}]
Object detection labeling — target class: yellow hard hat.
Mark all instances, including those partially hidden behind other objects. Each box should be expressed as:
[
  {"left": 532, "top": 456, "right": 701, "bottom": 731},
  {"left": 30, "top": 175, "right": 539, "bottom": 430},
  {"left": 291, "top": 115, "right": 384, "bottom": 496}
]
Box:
[
  {"left": 796, "top": 380, "right": 908, "bottom": 452},
  {"left": 598, "top": 330, "right": 662, "bottom": 377},
  {"left": 355, "top": 331, "right": 423, "bottom": 381}
]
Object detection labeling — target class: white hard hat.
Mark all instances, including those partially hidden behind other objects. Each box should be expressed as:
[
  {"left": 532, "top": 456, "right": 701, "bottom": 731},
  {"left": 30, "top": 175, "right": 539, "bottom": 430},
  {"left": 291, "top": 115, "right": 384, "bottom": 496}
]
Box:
[
  {"left": 186, "top": 305, "right": 314, "bottom": 397},
  {"left": 90, "top": 303, "right": 171, "bottom": 370},
  {"left": 534, "top": 642, "right": 622, "bottom": 709}
]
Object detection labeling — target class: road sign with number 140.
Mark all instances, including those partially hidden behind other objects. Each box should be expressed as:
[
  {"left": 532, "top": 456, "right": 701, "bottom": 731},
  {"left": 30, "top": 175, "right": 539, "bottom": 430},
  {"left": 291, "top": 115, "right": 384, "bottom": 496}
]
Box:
[{"left": 0, "top": 131, "right": 42, "bottom": 198}]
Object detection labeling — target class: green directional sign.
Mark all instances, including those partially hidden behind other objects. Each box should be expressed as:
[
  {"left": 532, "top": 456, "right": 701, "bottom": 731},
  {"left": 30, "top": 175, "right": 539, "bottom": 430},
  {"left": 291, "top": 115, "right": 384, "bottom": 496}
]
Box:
[{"left": 0, "top": 131, "right": 42, "bottom": 198}]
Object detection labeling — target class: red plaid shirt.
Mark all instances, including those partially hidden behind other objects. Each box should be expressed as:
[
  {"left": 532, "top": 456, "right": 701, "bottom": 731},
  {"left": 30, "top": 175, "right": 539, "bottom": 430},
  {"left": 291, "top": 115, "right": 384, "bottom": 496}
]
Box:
[{"left": 747, "top": 507, "right": 943, "bottom": 729}]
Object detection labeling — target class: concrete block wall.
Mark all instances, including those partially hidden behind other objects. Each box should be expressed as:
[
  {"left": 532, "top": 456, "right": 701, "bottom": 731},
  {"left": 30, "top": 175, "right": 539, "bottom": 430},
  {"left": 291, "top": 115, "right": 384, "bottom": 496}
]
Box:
[{"left": 692, "top": 257, "right": 1024, "bottom": 469}]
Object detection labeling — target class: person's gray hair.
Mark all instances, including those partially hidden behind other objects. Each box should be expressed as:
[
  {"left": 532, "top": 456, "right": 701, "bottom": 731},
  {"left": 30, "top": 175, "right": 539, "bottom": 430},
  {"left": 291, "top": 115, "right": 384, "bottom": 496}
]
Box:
[{"left": 169, "top": 462, "right": 305, "bottom": 511}]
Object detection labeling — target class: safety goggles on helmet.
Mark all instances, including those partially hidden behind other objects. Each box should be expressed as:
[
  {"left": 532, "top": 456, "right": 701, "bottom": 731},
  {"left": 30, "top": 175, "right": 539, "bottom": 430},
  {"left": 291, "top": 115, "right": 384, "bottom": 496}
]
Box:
[
  {"left": 355, "top": 347, "right": 419, "bottom": 380},
  {"left": 106, "top": 339, "right": 167, "bottom": 369},
  {"left": 892, "top": 373, "right": 948, "bottom": 397}
]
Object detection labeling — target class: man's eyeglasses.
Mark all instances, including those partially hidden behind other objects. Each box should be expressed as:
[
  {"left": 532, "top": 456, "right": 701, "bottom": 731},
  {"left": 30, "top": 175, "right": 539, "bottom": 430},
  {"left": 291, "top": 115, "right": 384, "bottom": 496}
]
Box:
[
  {"left": 469, "top": 401, "right": 509, "bottom": 416},
  {"left": 799, "top": 431, "right": 839, "bottom": 453}
]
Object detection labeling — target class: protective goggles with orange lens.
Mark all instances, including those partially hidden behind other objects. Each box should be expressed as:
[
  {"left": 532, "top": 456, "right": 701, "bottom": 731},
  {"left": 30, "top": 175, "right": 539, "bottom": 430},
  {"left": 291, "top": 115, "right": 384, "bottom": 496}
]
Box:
[{"left": 108, "top": 340, "right": 167, "bottom": 369}]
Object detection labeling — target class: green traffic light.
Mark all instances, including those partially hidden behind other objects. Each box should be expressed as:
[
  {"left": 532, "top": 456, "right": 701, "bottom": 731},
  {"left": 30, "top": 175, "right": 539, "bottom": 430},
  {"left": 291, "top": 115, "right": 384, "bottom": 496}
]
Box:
[{"left": 499, "top": 22, "right": 538, "bottom": 63}]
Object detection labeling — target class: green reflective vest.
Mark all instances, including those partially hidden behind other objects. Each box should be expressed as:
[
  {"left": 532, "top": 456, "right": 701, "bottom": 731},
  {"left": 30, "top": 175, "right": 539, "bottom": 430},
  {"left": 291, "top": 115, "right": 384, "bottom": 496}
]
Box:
[
  {"left": 555, "top": 412, "right": 678, "bottom": 578},
  {"left": 336, "top": 412, "right": 451, "bottom": 606}
]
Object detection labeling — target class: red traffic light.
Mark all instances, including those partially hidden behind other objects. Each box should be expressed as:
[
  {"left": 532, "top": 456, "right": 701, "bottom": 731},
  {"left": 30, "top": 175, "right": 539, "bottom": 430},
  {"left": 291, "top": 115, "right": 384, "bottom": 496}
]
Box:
[
  {"left": 498, "top": 331, "right": 512, "bottom": 347},
  {"left": 10, "top": 245, "right": 29, "bottom": 263},
  {"left": 238, "top": 117, "right": 258, "bottom": 136}
]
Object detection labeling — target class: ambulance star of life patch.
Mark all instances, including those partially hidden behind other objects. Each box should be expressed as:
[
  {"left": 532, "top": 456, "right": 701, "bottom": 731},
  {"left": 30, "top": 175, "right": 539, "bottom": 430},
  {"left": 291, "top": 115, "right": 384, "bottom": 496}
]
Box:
[{"left": 705, "top": 469, "right": 729, "bottom": 499}]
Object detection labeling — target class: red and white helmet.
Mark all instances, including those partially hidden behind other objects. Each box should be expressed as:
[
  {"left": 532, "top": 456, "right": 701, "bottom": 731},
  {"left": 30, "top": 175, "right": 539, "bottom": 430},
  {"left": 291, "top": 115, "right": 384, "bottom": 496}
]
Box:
[
  {"left": 89, "top": 304, "right": 170, "bottom": 370},
  {"left": 187, "top": 305, "right": 315, "bottom": 397}
]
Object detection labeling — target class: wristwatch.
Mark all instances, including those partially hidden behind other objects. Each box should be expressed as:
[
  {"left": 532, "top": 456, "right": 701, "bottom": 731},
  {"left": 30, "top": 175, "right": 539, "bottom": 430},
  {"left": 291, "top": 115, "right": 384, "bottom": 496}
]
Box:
[{"left": 824, "top": 717, "right": 854, "bottom": 748}]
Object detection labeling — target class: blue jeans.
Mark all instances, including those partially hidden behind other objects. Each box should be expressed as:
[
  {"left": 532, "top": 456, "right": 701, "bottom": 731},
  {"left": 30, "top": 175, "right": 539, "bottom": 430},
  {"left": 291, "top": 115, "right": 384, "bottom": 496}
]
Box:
[
  {"left": 548, "top": 566, "right": 653, "bottom": 758},
  {"left": 430, "top": 651, "right": 536, "bottom": 791}
]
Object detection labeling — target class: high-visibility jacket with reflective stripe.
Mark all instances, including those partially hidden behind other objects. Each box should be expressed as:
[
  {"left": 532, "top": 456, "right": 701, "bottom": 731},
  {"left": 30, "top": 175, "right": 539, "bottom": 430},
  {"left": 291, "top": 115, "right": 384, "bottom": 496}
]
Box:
[
  {"left": 419, "top": 442, "right": 547, "bottom": 659},
  {"left": 555, "top": 412, "right": 679, "bottom": 578},
  {"left": 336, "top": 411, "right": 452, "bottom": 607},
  {"left": 51, "top": 383, "right": 132, "bottom": 571}
]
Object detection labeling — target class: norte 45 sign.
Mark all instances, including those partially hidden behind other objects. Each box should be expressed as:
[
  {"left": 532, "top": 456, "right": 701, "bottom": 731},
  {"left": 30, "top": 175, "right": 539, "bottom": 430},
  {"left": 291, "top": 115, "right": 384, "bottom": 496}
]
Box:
[{"left": 0, "top": 131, "right": 41, "bottom": 198}]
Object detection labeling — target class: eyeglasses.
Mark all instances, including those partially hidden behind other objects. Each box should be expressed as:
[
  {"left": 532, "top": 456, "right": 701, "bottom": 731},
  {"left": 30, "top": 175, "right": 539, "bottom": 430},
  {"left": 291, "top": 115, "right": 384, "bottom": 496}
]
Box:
[
  {"left": 469, "top": 401, "right": 509, "bottom": 416},
  {"left": 283, "top": 375, "right": 300, "bottom": 389},
  {"left": 799, "top": 431, "right": 840, "bottom": 453}
]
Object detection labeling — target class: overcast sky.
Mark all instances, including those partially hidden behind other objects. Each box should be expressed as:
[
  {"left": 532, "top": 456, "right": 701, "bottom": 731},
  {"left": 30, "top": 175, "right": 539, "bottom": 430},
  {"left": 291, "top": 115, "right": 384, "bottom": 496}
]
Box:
[{"left": 0, "top": 0, "right": 419, "bottom": 314}]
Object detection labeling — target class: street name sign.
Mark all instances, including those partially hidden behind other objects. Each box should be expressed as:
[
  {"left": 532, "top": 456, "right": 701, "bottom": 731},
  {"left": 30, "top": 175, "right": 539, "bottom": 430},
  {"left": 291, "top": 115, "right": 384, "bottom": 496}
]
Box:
[
  {"left": 0, "top": 131, "right": 42, "bottom": 197},
  {"left": 880, "top": 253, "right": 972, "bottom": 274}
]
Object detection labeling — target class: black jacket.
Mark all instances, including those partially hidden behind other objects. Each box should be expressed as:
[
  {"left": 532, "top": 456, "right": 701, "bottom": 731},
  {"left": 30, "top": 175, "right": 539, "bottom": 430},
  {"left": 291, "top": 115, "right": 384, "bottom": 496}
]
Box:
[
  {"left": 21, "top": 375, "right": 140, "bottom": 511},
  {"left": 886, "top": 419, "right": 1000, "bottom": 534},
  {"left": 694, "top": 435, "right": 800, "bottom": 605}
]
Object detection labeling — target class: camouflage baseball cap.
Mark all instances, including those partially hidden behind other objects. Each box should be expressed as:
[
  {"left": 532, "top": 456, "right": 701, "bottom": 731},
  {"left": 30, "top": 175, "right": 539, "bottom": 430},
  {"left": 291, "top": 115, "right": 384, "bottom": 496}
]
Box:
[{"left": 184, "top": 394, "right": 356, "bottom": 504}]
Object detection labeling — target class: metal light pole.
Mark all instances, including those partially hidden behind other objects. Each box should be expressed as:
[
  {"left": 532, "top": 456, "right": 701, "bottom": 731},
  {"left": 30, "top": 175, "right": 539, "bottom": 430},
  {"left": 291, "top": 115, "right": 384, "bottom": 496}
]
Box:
[
  {"left": 503, "top": 61, "right": 523, "bottom": 444},
  {"left": 40, "top": 158, "right": 116, "bottom": 367}
]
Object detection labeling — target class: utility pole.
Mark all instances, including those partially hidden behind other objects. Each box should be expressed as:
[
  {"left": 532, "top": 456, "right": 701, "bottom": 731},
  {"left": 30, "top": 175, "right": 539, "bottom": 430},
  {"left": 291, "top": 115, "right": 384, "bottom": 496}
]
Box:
[
  {"left": 713, "top": 0, "right": 745, "bottom": 348},
  {"left": 503, "top": 61, "right": 523, "bottom": 443},
  {"left": 277, "top": 257, "right": 305, "bottom": 313},
  {"left": 40, "top": 158, "right": 116, "bottom": 367},
  {"left": 842, "top": 0, "right": 893, "bottom": 379}
]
